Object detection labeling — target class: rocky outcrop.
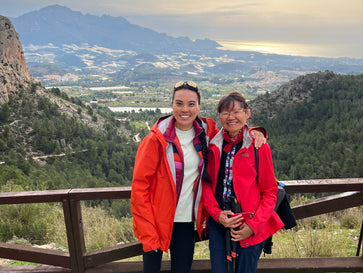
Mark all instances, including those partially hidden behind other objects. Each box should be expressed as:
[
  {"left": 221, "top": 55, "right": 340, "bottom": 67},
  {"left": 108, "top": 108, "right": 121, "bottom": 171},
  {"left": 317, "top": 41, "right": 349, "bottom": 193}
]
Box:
[{"left": 0, "top": 15, "right": 33, "bottom": 104}]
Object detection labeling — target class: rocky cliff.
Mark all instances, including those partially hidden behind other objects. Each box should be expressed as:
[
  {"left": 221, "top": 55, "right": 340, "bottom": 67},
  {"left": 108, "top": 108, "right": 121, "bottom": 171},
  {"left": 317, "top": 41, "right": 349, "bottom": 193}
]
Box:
[{"left": 0, "top": 15, "right": 33, "bottom": 104}]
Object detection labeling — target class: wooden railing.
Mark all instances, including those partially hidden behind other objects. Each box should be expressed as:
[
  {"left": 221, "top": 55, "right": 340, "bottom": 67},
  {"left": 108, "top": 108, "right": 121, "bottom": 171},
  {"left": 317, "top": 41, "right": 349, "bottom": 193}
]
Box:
[{"left": 0, "top": 178, "right": 362, "bottom": 273}]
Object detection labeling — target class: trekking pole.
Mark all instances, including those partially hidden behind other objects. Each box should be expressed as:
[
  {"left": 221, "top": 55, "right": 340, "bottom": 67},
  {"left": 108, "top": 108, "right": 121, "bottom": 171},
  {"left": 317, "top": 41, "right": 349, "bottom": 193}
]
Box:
[
  {"left": 226, "top": 229, "right": 232, "bottom": 273},
  {"left": 231, "top": 240, "right": 237, "bottom": 273},
  {"left": 230, "top": 196, "right": 241, "bottom": 273}
]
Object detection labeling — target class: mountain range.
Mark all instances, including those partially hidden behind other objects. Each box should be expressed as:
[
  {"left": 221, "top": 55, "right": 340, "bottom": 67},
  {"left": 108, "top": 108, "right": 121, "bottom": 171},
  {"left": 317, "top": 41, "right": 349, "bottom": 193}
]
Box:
[
  {"left": 10, "top": 5, "right": 219, "bottom": 55},
  {"left": 6, "top": 4, "right": 363, "bottom": 80}
]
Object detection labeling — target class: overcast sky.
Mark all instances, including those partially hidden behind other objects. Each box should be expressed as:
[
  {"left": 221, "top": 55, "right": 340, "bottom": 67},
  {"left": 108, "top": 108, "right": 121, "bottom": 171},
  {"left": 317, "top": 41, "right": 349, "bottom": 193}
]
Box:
[{"left": 1, "top": 0, "right": 363, "bottom": 58}]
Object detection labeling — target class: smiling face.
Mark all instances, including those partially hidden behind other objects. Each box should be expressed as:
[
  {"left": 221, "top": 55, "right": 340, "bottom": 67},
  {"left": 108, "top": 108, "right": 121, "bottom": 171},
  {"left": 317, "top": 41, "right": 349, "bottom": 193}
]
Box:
[
  {"left": 219, "top": 101, "right": 251, "bottom": 137},
  {"left": 172, "top": 89, "right": 201, "bottom": 131}
]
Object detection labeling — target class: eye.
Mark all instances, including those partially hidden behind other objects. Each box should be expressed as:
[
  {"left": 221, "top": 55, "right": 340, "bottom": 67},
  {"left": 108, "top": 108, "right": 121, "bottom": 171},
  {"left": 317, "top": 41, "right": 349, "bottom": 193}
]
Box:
[{"left": 189, "top": 102, "right": 196, "bottom": 107}]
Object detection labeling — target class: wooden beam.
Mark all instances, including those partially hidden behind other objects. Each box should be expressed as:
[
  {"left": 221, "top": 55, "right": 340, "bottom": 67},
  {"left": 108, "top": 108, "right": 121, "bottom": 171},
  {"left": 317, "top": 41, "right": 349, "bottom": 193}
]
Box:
[
  {"left": 257, "top": 257, "right": 363, "bottom": 272},
  {"left": 0, "top": 190, "right": 70, "bottom": 204},
  {"left": 282, "top": 178, "right": 363, "bottom": 193},
  {"left": 83, "top": 257, "right": 363, "bottom": 273},
  {"left": 0, "top": 265, "right": 71, "bottom": 272},
  {"left": 84, "top": 241, "right": 142, "bottom": 268},
  {"left": 0, "top": 242, "right": 70, "bottom": 268},
  {"left": 292, "top": 191, "right": 363, "bottom": 220},
  {"left": 1, "top": 257, "right": 363, "bottom": 273},
  {"left": 69, "top": 187, "right": 131, "bottom": 201}
]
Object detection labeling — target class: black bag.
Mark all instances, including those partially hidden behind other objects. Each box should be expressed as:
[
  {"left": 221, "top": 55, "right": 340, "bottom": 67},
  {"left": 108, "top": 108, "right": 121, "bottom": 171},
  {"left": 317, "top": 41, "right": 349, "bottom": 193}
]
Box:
[{"left": 254, "top": 147, "right": 296, "bottom": 254}]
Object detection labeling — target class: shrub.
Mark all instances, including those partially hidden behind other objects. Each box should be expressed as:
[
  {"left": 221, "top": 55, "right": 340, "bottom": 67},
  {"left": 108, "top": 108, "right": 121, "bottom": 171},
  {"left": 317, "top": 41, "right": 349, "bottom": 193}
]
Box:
[
  {"left": 0, "top": 203, "right": 50, "bottom": 244},
  {"left": 340, "top": 215, "right": 359, "bottom": 229},
  {"left": 82, "top": 205, "right": 135, "bottom": 251}
]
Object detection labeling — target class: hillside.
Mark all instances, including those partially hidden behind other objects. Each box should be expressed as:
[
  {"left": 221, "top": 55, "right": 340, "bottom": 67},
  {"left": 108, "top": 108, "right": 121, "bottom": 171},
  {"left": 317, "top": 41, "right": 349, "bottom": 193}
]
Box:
[
  {"left": 249, "top": 71, "right": 363, "bottom": 180},
  {"left": 0, "top": 15, "right": 138, "bottom": 195}
]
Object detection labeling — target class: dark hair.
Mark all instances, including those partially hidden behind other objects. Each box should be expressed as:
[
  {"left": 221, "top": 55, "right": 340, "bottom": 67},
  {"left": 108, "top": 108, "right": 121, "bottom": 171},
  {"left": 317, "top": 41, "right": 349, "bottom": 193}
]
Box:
[
  {"left": 196, "top": 117, "right": 211, "bottom": 183},
  {"left": 217, "top": 91, "right": 248, "bottom": 113},
  {"left": 172, "top": 81, "right": 201, "bottom": 104}
]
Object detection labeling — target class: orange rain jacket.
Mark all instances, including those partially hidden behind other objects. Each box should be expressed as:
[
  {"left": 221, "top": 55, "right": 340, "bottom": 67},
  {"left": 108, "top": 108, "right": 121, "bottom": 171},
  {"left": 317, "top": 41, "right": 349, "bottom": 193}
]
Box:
[{"left": 131, "top": 115, "right": 219, "bottom": 252}]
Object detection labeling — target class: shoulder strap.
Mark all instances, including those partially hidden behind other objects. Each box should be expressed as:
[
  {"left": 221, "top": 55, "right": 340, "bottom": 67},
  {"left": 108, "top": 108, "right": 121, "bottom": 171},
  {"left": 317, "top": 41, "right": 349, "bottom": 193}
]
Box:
[{"left": 254, "top": 146, "right": 259, "bottom": 183}]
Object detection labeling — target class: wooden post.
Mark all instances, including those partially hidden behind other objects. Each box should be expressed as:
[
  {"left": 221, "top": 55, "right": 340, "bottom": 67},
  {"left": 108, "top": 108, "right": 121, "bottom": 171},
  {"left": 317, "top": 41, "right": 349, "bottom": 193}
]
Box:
[
  {"left": 63, "top": 198, "right": 86, "bottom": 273},
  {"left": 63, "top": 198, "right": 80, "bottom": 272},
  {"left": 356, "top": 219, "right": 363, "bottom": 257}
]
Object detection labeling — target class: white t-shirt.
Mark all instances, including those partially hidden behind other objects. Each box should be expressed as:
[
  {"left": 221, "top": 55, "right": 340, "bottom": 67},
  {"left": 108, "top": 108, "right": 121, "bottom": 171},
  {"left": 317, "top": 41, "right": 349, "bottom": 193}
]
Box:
[{"left": 174, "top": 127, "right": 200, "bottom": 222}]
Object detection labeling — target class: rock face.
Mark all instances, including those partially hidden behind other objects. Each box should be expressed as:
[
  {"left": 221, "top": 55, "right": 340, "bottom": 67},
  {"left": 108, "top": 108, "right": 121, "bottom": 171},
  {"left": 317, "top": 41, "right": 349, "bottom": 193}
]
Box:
[{"left": 0, "top": 15, "right": 33, "bottom": 104}]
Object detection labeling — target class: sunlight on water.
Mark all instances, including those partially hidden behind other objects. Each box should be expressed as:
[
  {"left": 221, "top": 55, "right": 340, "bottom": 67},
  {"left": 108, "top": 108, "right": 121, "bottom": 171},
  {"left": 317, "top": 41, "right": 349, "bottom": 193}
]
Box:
[{"left": 216, "top": 40, "right": 360, "bottom": 58}]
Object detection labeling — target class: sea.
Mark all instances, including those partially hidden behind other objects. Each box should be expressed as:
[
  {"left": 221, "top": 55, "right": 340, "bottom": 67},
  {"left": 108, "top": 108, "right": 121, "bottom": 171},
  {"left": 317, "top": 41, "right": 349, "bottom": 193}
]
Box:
[{"left": 216, "top": 40, "right": 363, "bottom": 59}]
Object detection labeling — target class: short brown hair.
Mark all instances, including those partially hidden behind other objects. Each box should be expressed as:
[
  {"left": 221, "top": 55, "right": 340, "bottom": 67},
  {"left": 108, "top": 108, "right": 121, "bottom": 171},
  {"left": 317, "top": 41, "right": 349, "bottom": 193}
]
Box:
[{"left": 217, "top": 91, "right": 248, "bottom": 113}]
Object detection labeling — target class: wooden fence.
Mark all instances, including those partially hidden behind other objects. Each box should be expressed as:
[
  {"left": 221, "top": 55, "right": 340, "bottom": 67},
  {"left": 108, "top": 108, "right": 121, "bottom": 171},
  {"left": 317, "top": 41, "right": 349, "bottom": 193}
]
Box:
[{"left": 0, "top": 178, "right": 362, "bottom": 273}]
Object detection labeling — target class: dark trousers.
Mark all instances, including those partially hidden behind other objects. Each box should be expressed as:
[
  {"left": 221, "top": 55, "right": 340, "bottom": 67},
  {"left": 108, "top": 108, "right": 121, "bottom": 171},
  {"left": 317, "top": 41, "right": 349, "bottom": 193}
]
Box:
[
  {"left": 207, "top": 217, "right": 264, "bottom": 273},
  {"left": 142, "top": 222, "right": 195, "bottom": 273}
]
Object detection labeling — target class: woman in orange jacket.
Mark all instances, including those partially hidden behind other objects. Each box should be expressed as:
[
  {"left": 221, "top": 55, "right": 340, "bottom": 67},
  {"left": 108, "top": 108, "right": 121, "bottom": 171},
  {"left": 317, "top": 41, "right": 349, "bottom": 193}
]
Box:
[{"left": 131, "top": 82, "right": 266, "bottom": 273}]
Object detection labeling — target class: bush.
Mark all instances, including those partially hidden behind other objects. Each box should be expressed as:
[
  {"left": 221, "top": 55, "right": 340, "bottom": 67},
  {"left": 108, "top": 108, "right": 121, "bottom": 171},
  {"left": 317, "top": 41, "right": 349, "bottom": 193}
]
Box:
[
  {"left": 340, "top": 215, "right": 359, "bottom": 229},
  {"left": 82, "top": 205, "right": 135, "bottom": 251},
  {"left": 0, "top": 203, "right": 51, "bottom": 244}
]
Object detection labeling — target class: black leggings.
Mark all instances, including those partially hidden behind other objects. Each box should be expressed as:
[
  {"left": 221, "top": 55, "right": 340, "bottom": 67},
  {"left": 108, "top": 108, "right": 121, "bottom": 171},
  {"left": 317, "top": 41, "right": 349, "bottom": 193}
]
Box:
[{"left": 143, "top": 222, "right": 195, "bottom": 273}]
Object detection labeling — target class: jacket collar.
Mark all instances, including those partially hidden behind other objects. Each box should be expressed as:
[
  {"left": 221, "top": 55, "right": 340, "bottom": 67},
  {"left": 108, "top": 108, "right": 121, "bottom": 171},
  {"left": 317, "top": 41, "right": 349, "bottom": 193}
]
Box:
[
  {"left": 153, "top": 115, "right": 204, "bottom": 142},
  {"left": 211, "top": 125, "right": 252, "bottom": 151}
]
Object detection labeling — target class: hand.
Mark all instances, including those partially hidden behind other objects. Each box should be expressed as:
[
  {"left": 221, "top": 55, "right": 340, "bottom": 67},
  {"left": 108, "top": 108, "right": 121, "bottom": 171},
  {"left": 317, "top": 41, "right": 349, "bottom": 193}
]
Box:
[
  {"left": 230, "top": 223, "right": 254, "bottom": 241},
  {"left": 250, "top": 130, "right": 266, "bottom": 149},
  {"left": 218, "top": 210, "right": 244, "bottom": 229}
]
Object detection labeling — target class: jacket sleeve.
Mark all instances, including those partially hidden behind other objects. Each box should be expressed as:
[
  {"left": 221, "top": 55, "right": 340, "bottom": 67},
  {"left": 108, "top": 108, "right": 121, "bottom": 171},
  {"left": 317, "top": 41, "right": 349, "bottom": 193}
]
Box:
[
  {"left": 130, "top": 134, "right": 161, "bottom": 252},
  {"left": 249, "top": 126, "right": 268, "bottom": 138},
  {"left": 202, "top": 146, "right": 223, "bottom": 223},
  {"left": 202, "top": 180, "right": 222, "bottom": 223},
  {"left": 206, "top": 118, "right": 219, "bottom": 140},
  {"left": 246, "top": 143, "right": 277, "bottom": 234}
]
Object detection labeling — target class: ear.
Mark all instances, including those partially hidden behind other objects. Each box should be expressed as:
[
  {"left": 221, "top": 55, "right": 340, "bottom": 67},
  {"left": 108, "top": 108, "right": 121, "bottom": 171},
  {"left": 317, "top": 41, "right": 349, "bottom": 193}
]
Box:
[{"left": 246, "top": 109, "right": 251, "bottom": 119}]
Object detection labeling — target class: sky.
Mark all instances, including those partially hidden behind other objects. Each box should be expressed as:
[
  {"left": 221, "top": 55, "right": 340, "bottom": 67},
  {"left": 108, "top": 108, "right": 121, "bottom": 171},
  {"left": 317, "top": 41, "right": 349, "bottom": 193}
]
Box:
[{"left": 1, "top": 0, "right": 363, "bottom": 58}]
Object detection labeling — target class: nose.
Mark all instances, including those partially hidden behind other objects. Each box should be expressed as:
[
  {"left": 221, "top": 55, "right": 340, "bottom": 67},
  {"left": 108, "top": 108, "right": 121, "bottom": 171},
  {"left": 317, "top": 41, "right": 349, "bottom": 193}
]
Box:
[{"left": 181, "top": 104, "right": 189, "bottom": 111}]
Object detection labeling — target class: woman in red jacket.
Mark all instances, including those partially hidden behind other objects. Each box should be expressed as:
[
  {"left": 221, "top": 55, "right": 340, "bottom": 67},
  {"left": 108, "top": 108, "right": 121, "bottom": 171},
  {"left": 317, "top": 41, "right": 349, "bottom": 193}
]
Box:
[{"left": 202, "top": 91, "right": 284, "bottom": 273}]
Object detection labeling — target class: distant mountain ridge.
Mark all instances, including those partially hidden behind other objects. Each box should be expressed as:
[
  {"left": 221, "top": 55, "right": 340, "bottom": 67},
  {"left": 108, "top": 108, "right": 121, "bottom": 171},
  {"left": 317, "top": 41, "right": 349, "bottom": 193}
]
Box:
[
  {"left": 5, "top": 5, "right": 363, "bottom": 80},
  {"left": 10, "top": 5, "right": 220, "bottom": 54}
]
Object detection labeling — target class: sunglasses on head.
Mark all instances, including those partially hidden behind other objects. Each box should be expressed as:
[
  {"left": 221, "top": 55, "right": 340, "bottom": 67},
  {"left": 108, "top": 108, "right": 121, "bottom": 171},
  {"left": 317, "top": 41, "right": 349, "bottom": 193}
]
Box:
[{"left": 173, "top": 81, "right": 198, "bottom": 92}]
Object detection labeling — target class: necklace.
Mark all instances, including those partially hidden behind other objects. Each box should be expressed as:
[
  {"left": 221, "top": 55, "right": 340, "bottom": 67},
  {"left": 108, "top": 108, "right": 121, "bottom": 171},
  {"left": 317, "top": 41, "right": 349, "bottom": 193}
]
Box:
[{"left": 223, "top": 144, "right": 237, "bottom": 202}]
